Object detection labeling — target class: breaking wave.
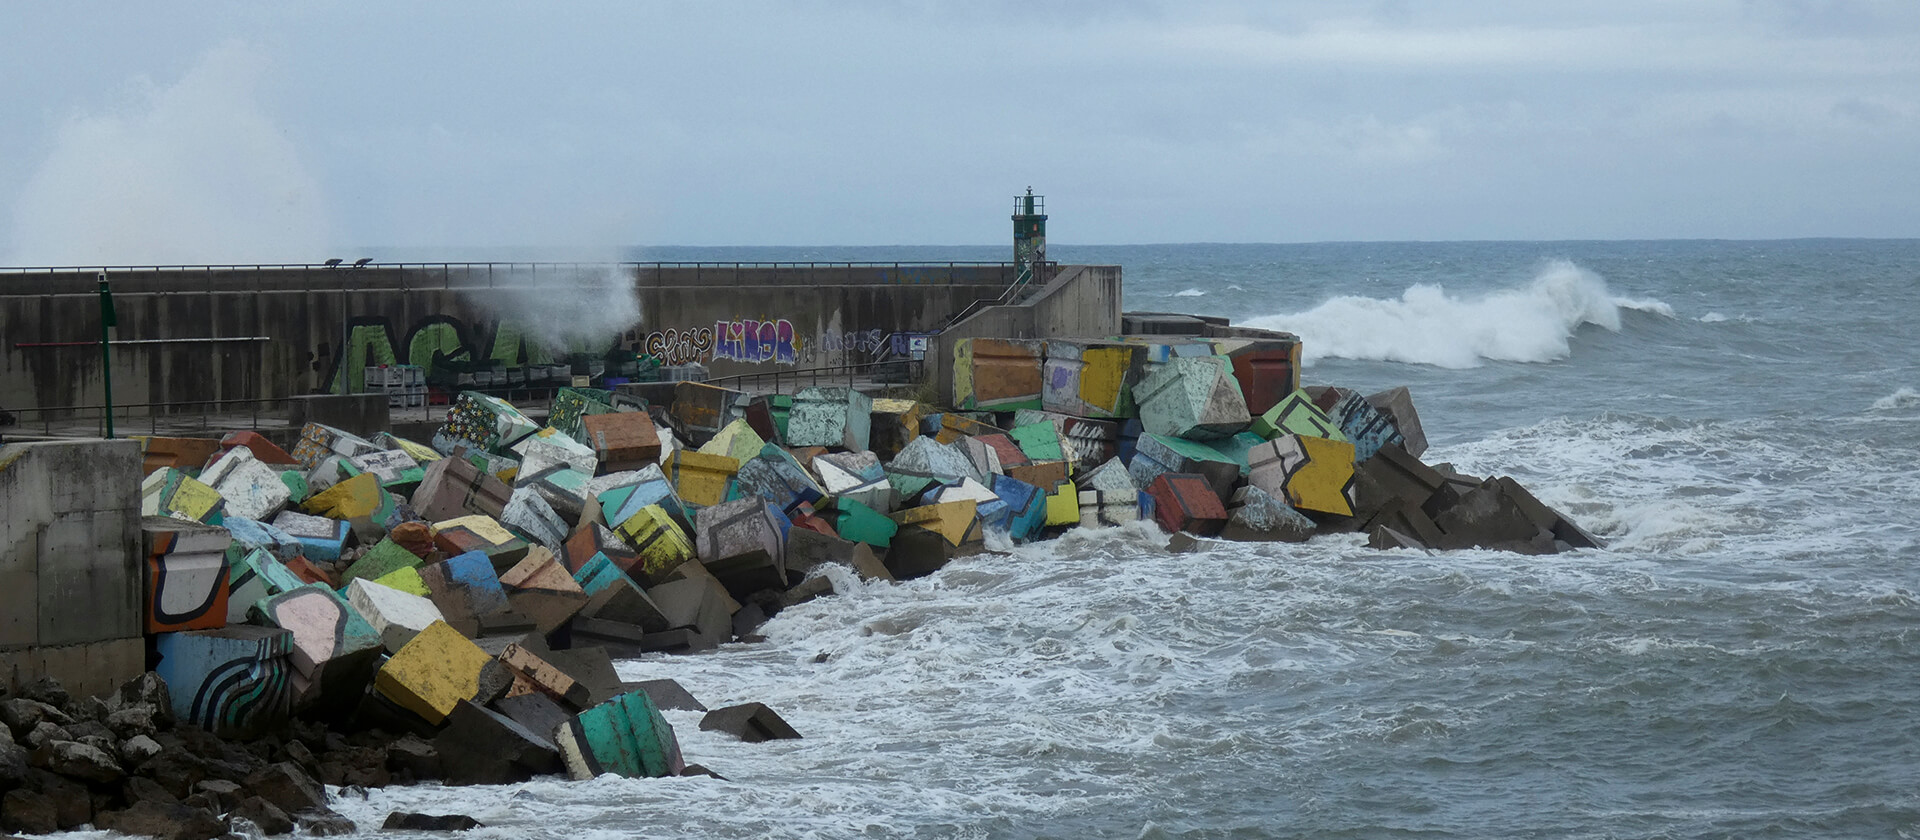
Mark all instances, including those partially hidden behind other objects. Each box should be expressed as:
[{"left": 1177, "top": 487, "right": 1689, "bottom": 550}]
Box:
[
  {"left": 1871, "top": 387, "right": 1920, "bottom": 411},
  {"left": 1172, "top": 287, "right": 1206, "bottom": 297},
  {"left": 1241, "top": 260, "right": 1666, "bottom": 369}
]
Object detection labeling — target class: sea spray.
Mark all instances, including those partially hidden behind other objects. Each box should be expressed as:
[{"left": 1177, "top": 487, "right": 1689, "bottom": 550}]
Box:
[
  {"left": 1242, "top": 259, "right": 1668, "bottom": 368},
  {"left": 5, "top": 42, "right": 329, "bottom": 266},
  {"left": 463, "top": 263, "right": 643, "bottom": 355}
]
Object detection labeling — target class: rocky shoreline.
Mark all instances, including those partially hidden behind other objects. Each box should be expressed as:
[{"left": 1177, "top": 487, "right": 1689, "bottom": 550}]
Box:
[{"left": 4, "top": 332, "right": 1599, "bottom": 838}]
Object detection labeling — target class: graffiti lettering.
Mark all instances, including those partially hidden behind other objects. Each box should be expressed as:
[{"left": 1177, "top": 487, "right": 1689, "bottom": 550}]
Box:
[
  {"left": 713, "top": 318, "right": 798, "bottom": 365},
  {"left": 641, "top": 327, "right": 715, "bottom": 366},
  {"left": 818, "top": 328, "right": 886, "bottom": 354}
]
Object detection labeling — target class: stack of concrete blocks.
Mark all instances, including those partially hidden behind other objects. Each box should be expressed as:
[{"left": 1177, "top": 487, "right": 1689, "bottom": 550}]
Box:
[
  {"left": 0, "top": 440, "right": 147, "bottom": 697},
  {"left": 1041, "top": 340, "right": 1147, "bottom": 419},
  {"left": 365, "top": 364, "right": 427, "bottom": 408}
]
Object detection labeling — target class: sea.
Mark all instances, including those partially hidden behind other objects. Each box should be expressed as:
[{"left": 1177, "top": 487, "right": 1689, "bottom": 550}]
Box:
[{"left": 322, "top": 240, "right": 1919, "bottom": 838}]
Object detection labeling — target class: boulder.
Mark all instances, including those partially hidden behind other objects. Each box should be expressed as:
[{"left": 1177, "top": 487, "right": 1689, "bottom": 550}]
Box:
[
  {"left": 384, "top": 811, "right": 485, "bottom": 831},
  {"left": 94, "top": 800, "right": 227, "bottom": 840},
  {"left": 698, "top": 702, "right": 801, "bottom": 743}
]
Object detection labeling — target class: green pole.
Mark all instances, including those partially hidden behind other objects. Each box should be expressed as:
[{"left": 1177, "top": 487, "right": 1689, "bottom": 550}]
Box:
[{"left": 97, "top": 271, "right": 117, "bottom": 438}]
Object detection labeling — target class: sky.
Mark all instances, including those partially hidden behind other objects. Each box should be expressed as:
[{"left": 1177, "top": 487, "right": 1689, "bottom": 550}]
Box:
[{"left": 2, "top": 1, "right": 1917, "bottom": 264}]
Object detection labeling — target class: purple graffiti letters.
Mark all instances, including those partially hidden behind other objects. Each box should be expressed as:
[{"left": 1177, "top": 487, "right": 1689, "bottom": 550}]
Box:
[{"left": 713, "top": 318, "right": 798, "bottom": 365}]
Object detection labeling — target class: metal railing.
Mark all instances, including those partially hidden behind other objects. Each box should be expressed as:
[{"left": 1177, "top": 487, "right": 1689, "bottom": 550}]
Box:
[{"left": 705, "top": 358, "right": 924, "bottom": 394}]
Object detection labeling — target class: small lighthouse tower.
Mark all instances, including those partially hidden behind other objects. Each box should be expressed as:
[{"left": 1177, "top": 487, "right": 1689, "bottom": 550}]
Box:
[{"left": 1012, "top": 188, "right": 1046, "bottom": 287}]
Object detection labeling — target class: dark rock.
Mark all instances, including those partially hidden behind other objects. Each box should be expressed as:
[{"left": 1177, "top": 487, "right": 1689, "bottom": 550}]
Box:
[
  {"left": 21, "top": 722, "right": 66, "bottom": 750},
  {"left": 626, "top": 679, "right": 706, "bottom": 712},
  {"left": 282, "top": 737, "right": 320, "bottom": 778},
  {"left": 0, "top": 789, "right": 55, "bottom": 835},
  {"left": 22, "top": 769, "right": 90, "bottom": 829},
  {"left": 96, "top": 800, "right": 228, "bottom": 840},
  {"left": 540, "top": 648, "right": 623, "bottom": 708},
  {"left": 114, "top": 673, "right": 176, "bottom": 730},
  {"left": 191, "top": 779, "right": 244, "bottom": 813},
  {"left": 67, "top": 717, "right": 112, "bottom": 742},
  {"left": 132, "top": 747, "right": 207, "bottom": 799},
  {"left": 16, "top": 679, "right": 69, "bottom": 714},
  {"left": 72, "top": 696, "right": 111, "bottom": 724},
  {"left": 122, "top": 775, "right": 179, "bottom": 807},
  {"left": 882, "top": 525, "right": 952, "bottom": 580},
  {"left": 678, "top": 763, "right": 728, "bottom": 780},
  {"left": 293, "top": 806, "right": 357, "bottom": 836},
  {"left": 119, "top": 734, "right": 165, "bottom": 767},
  {"left": 33, "top": 739, "right": 124, "bottom": 784},
  {"left": 231, "top": 795, "right": 296, "bottom": 835},
  {"left": 487, "top": 694, "right": 571, "bottom": 751},
  {"left": 384, "top": 735, "right": 441, "bottom": 783},
  {"left": 0, "top": 740, "right": 24, "bottom": 791},
  {"left": 382, "top": 811, "right": 485, "bottom": 831},
  {"left": 698, "top": 703, "right": 801, "bottom": 743},
  {"left": 778, "top": 576, "right": 835, "bottom": 608},
  {"left": 0, "top": 699, "right": 67, "bottom": 740},
  {"left": 813, "top": 652, "right": 830, "bottom": 664},
  {"left": 242, "top": 762, "right": 328, "bottom": 814},
  {"left": 730, "top": 601, "right": 769, "bottom": 639}
]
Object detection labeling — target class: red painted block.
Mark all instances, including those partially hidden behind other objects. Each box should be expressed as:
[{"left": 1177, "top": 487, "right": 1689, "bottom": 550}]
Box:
[
  {"left": 1146, "top": 473, "right": 1229, "bottom": 537},
  {"left": 1216, "top": 337, "right": 1302, "bottom": 417},
  {"left": 973, "top": 433, "right": 1030, "bottom": 470},
  {"left": 220, "top": 431, "right": 300, "bottom": 467}
]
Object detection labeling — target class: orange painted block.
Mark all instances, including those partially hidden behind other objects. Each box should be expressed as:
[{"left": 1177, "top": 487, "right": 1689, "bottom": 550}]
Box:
[
  {"left": 140, "top": 436, "right": 225, "bottom": 476},
  {"left": 142, "top": 518, "right": 232, "bottom": 633},
  {"left": 584, "top": 411, "right": 662, "bottom": 473},
  {"left": 220, "top": 431, "right": 300, "bottom": 467}
]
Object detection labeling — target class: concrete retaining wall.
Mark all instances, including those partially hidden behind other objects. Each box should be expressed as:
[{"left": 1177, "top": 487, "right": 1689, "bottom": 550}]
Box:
[
  {"left": 0, "top": 263, "right": 1032, "bottom": 415},
  {"left": 924, "top": 265, "right": 1125, "bottom": 406},
  {"left": 0, "top": 439, "right": 147, "bottom": 696}
]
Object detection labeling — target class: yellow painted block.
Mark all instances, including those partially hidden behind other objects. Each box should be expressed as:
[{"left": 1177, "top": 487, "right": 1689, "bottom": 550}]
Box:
[
  {"left": 433, "top": 515, "right": 520, "bottom": 546},
  {"left": 168, "top": 477, "right": 226, "bottom": 522},
  {"left": 1287, "top": 436, "right": 1358, "bottom": 517},
  {"left": 1044, "top": 482, "right": 1080, "bottom": 527},
  {"left": 373, "top": 620, "right": 496, "bottom": 725},
  {"left": 1078, "top": 347, "right": 1133, "bottom": 415},
  {"left": 891, "top": 499, "right": 979, "bottom": 547},
  {"left": 664, "top": 450, "right": 740, "bottom": 508},
  {"left": 612, "top": 505, "right": 696, "bottom": 583},
  {"left": 698, "top": 418, "right": 765, "bottom": 464},
  {"left": 388, "top": 437, "right": 442, "bottom": 464},
  {"left": 303, "top": 472, "right": 383, "bottom": 520},
  {"left": 373, "top": 566, "right": 431, "bottom": 597},
  {"left": 497, "top": 467, "right": 519, "bottom": 484}
]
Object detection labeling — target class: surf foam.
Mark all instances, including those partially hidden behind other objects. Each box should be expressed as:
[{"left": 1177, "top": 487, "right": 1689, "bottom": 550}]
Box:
[{"left": 1241, "top": 260, "right": 1666, "bottom": 369}]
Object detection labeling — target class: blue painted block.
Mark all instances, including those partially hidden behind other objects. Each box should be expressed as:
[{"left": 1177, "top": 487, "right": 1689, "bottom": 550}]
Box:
[
  {"left": 269, "top": 510, "right": 351, "bottom": 563},
  {"left": 990, "top": 474, "right": 1047, "bottom": 542},
  {"left": 154, "top": 625, "right": 295, "bottom": 739}
]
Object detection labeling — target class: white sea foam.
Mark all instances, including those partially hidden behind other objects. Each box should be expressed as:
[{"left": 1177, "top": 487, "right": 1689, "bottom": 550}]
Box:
[
  {"left": 1173, "top": 287, "right": 1206, "bottom": 297},
  {"left": 1870, "top": 387, "right": 1920, "bottom": 411},
  {"left": 1241, "top": 260, "right": 1667, "bottom": 368}
]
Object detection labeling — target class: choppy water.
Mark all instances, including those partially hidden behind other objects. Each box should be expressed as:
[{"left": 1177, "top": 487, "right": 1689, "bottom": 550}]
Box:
[{"left": 315, "top": 241, "right": 1920, "bottom": 836}]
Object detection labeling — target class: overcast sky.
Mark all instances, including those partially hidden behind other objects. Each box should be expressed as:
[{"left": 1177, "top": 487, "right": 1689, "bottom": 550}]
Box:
[{"left": 3, "top": 1, "right": 1917, "bottom": 263}]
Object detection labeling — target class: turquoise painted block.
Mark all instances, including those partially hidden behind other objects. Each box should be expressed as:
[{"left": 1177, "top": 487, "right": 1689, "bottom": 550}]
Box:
[
  {"left": 154, "top": 625, "right": 295, "bottom": 739},
  {"left": 1132, "top": 355, "right": 1251, "bottom": 441},
  {"left": 573, "top": 552, "right": 626, "bottom": 597},
  {"left": 557, "top": 690, "right": 684, "bottom": 780},
  {"left": 990, "top": 474, "right": 1047, "bottom": 542},
  {"left": 1010, "top": 421, "right": 1066, "bottom": 463},
  {"left": 1208, "top": 431, "right": 1270, "bottom": 477}
]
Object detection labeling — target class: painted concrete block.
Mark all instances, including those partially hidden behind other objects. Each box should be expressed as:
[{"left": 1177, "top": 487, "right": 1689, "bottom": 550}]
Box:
[
  {"left": 519, "top": 463, "right": 593, "bottom": 522},
  {"left": 420, "top": 550, "right": 512, "bottom": 636},
  {"left": 868, "top": 398, "right": 931, "bottom": 461},
  {"left": 224, "top": 517, "right": 303, "bottom": 570},
  {"left": 1365, "top": 386, "right": 1429, "bottom": 459},
  {"left": 347, "top": 577, "right": 447, "bottom": 652},
  {"left": 669, "top": 382, "right": 749, "bottom": 446},
  {"left": 512, "top": 426, "right": 600, "bottom": 478},
  {"left": 372, "top": 432, "right": 443, "bottom": 466},
  {"left": 572, "top": 551, "right": 629, "bottom": 598},
  {"left": 376, "top": 620, "right": 508, "bottom": 725},
  {"left": 932, "top": 412, "right": 1004, "bottom": 445},
  {"left": 1251, "top": 389, "right": 1349, "bottom": 442},
  {"left": 1042, "top": 341, "right": 1146, "bottom": 419},
  {"left": 598, "top": 466, "right": 692, "bottom": 538},
  {"left": 339, "top": 537, "right": 427, "bottom": 590},
  {"left": 563, "top": 523, "right": 634, "bottom": 575},
  {"left": 498, "top": 548, "right": 589, "bottom": 633},
  {"left": 231, "top": 545, "right": 313, "bottom": 602},
  {"left": 889, "top": 436, "right": 982, "bottom": 489},
  {"left": 141, "top": 517, "right": 232, "bottom": 633},
  {"left": 497, "top": 643, "right": 594, "bottom": 710},
  {"left": 153, "top": 625, "right": 293, "bottom": 739},
  {"left": 1322, "top": 389, "right": 1404, "bottom": 464},
  {"left": 290, "top": 423, "right": 382, "bottom": 471},
  {"left": 501, "top": 486, "right": 569, "bottom": 551},
  {"left": 697, "top": 418, "right": 764, "bottom": 465},
  {"left": 1147, "top": 473, "right": 1230, "bottom": 536},
  {"left": 250, "top": 584, "right": 382, "bottom": 706},
  {"left": 1077, "top": 457, "right": 1142, "bottom": 528},
  {"left": 989, "top": 474, "right": 1047, "bottom": 542},
  {"left": 663, "top": 450, "right": 740, "bottom": 508},
  {"left": 646, "top": 571, "right": 738, "bottom": 640},
  {"left": 220, "top": 431, "right": 299, "bottom": 467},
  {"left": 958, "top": 436, "right": 1005, "bottom": 480},
  {"left": 1044, "top": 479, "right": 1080, "bottom": 527},
  {"left": 373, "top": 565, "right": 431, "bottom": 597},
  {"left": 350, "top": 450, "right": 427, "bottom": 492},
  {"left": 828, "top": 498, "right": 898, "bottom": 548},
  {"left": 734, "top": 445, "right": 824, "bottom": 512},
  {"left": 1010, "top": 421, "right": 1070, "bottom": 467},
  {"left": 279, "top": 469, "right": 311, "bottom": 504},
  {"left": 883, "top": 524, "right": 954, "bottom": 579},
  {"left": 434, "top": 392, "right": 540, "bottom": 455},
  {"left": 974, "top": 433, "right": 1030, "bottom": 471},
  {"left": 1207, "top": 336, "right": 1301, "bottom": 417},
  {"left": 268, "top": 510, "right": 350, "bottom": 562},
  {"left": 954, "top": 338, "right": 1047, "bottom": 410},
  {"left": 1249, "top": 435, "right": 1357, "bottom": 517},
  {"left": 201, "top": 448, "right": 293, "bottom": 522},
  {"left": 1220, "top": 485, "right": 1318, "bottom": 543},
  {"left": 835, "top": 477, "right": 897, "bottom": 515},
  {"left": 694, "top": 497, "right": 789, "bottom": 588},
  {"left": 577, "top": 574, "right": 671, "bottom": 634},
  {"left": 1128, "top": 434, "right": 1241, "bottom": 503},
  {"left": 141, "top": 468, "right": 227, "bottom": 525},
  {"left": 814, "top": 451, "right": 886, "bottom": 491},
  {"left": 891, "top": 499, "right": 980, "bottom": 547},
  {"left": 549, "top": 387, "right": 615, "bottom": 444},
  {"left": 1133, "top": 356, "right": 1252, "bottom": 442},
  {"left": 1209, "top": 431, "right": 1270, "bottom": 478},
  {"left": 1006, "top": 460, "right": 1070, "bottom": 492},
  {"left": 611, "top": 504, "right": 697, "bottom": 585},
  {"left": 556, "top": 691, "right": 684, "bottom": 780},
  {"left": 433, "top": 514, "right": 531, "bottom": 569},
  {"left": 301, "top": 472, "right": 385, "bottom": 522},
  {"left": 140, "top": 436, "right": 225, "bottom": 476},
  {"left": 787, "top": 387, "right": 873, "bottom": 451}
]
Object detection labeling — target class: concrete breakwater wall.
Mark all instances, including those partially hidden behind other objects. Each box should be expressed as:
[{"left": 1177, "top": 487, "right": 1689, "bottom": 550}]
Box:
[{"left": 0, "top": 262, "right": 1113, "bottom": 416}]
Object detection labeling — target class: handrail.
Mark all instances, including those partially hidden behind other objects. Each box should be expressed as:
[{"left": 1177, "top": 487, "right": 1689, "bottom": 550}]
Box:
[
  {"left": 703, "top": 358, "right": 923, "bottom": 394},
  {"left": 0, "top": 260, "right": 1025, "bottom": 273}
]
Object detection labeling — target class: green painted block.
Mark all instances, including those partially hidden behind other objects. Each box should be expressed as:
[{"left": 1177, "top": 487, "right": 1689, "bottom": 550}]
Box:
[
  {"left": 1209, "top": 431, "right": 1269, "bottom": 477},
  {"left": 279, "top": 470, "right": 311, "bottom": 504},
  {"left": 1010, "top": 421, "right": 1066, "bottom": 463},
  {"left": 831, "top": 498, "right": 898, "bottom": 548},
  {"left": 770, "top": 395, "right": 792, "bottom": 441},
  {"left": 557, "top": 691, "right": 684, "bottom": 780},
  {"left": 339, "top": 538, "right": 425, "bottom": 591},
  {"left": 1251, "top": 390, "right": 1349, "bottom": 442}
]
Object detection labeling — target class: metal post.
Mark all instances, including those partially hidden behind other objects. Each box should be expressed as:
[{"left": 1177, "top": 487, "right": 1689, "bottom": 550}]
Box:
[{"left": 97, "top": 272, "right": 116, "bottom": 437}]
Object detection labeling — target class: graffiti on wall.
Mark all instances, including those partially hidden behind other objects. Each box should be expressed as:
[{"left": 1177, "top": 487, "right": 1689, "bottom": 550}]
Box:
[
  {"left": 712, "top": 318, "right": 799, "bottom": 364},
  {"left": 636, "top": 327, "right": 715, "bottom": 367},
  {"left": 818, "top": 328, "right": 885, "bottom": 354}
]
